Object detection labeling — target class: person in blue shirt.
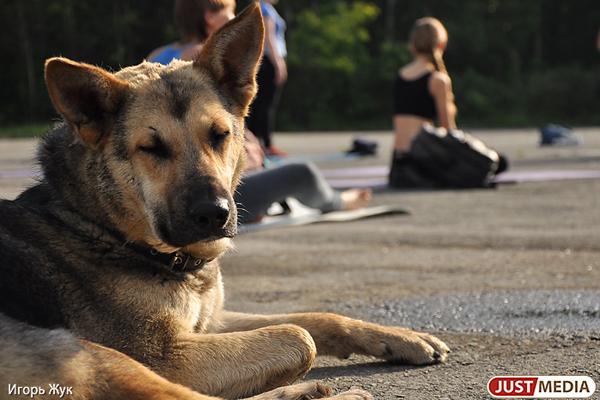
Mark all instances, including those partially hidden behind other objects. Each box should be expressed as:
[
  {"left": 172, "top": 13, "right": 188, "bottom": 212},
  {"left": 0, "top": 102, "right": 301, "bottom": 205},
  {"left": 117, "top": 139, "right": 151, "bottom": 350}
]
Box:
[
  {"left": 147, "top": 0, "right": 235, "bottom": 64},
  {"left": 246, "top": 0, "right": 289, "bottom": 157},
  {"left": 148, "top": 0, "right": 372, "bottom": 220}
]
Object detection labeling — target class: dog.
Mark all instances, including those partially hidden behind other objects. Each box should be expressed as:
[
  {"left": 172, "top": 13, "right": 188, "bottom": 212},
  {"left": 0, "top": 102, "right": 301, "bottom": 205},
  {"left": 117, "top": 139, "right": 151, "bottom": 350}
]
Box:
[{"left": 0, "top": 5, "right": 449, "bottom": 400}]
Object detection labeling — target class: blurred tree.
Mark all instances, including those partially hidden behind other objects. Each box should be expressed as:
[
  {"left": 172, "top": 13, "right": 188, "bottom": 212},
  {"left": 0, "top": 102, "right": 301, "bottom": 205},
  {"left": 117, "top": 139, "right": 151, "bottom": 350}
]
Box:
[
  {"left": 1, "top": 0, "right": 599, "bottom": 129},
  {"left": 280, "top": 1, "right": 414, "bottom": 129}
]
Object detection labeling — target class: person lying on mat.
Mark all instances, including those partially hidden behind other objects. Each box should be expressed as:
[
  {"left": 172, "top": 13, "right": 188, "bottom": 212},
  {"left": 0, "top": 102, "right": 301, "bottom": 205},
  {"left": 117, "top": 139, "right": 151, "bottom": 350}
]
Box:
[{"left": 236, "top": 131, "right": 372, "bottom": 224}]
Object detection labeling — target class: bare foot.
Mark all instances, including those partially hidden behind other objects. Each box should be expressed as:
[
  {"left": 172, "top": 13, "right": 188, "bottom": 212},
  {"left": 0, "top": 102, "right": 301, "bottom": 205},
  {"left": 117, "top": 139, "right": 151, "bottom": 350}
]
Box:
[{"left": 340, "top": 189, "right": 372, "bottom": 211}]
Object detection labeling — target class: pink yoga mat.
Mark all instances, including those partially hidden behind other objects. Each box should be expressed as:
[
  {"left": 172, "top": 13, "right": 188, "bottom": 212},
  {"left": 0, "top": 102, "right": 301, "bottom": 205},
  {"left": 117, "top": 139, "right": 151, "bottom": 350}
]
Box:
[
  {"left": 494, "top": 170, "right": 600, "bottom": 183},
  {"left": 2, "top": 167, "right": 600, "bottom": 188},
  {"left": 323, "top": 167, "right": 600, "bottom": 189},
  {"left": 0, "top": 169, "right": 39, "bottom": 179}
]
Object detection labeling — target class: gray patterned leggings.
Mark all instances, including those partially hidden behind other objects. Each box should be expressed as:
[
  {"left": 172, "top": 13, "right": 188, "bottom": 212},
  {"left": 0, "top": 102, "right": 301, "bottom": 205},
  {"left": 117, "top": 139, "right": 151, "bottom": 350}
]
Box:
[{"left": 236, "top": 162, "right": 342, "bottom": 224}]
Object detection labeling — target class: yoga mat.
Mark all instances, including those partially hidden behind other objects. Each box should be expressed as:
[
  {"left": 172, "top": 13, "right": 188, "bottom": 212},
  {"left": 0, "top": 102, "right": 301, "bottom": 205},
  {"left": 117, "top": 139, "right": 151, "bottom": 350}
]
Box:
[
  {"left": 494, "top": 169, "right": 600, "bottom": 184},
  {"left": 240, "top": 199, "right": 410, "bottom": 234},
  {"left": 322, "top": 166, "right": 388, "bottom": 178},
  {"left": 321, "top": 166, "right": 600, "bottom": 189},
  {"left": 0, "top": 168, "right": 39, "bottom": 179},
  {"left": 265, "top": 152, "right": 363, "bottom": 166},
  {"left": 3, "top": 166, "right": 599, "bottom": 188},
  {"left": 327, "top": 178, "right": 387, "bottom": 189}
]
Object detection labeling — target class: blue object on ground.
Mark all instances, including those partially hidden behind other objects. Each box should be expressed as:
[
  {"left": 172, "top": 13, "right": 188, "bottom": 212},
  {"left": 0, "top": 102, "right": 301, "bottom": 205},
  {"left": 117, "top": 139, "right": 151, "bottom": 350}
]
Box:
[{"left": 540, "top": 124, "right": 582, "bottom": 146}]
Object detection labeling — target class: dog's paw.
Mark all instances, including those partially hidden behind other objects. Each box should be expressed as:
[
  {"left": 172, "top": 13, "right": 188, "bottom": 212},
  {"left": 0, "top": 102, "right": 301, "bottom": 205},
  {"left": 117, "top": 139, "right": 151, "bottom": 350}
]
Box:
[
  {"left": 363, "top": 326, "right": 450, "bottom": 365},
  {"left": 326, "top": 388, "right": 373, "bottom": 400},
  {"left": 247, "top": 381, "right": 332, "bottom": 400}
]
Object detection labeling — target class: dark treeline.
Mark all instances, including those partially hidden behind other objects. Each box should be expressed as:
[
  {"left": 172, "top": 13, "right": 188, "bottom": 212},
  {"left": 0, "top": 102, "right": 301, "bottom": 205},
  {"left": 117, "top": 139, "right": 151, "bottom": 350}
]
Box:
[{"left": 2, "top": 0, "right": 599, "bottom": 130}]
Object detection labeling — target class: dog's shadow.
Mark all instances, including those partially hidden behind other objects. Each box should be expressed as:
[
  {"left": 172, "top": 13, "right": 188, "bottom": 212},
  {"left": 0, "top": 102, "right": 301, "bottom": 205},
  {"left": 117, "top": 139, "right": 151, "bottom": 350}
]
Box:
[{"left": 307, "top": 360, "right": 423, "bottom": 379}]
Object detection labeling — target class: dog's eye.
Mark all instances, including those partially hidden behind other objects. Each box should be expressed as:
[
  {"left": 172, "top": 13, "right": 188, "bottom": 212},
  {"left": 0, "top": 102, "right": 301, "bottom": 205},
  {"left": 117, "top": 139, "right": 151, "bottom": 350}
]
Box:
[
  {"left": 210, "top": 127, "right": 230, "bottom": 149},
  {"left": 138, "top": 132, "right": 171, "bottom": 159}
]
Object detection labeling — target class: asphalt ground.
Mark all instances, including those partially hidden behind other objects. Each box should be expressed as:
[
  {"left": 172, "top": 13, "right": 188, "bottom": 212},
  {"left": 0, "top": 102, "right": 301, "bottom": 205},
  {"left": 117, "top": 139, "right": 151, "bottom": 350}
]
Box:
[{"left": 1, "top": 127, "right": 599, "bottom": 399}]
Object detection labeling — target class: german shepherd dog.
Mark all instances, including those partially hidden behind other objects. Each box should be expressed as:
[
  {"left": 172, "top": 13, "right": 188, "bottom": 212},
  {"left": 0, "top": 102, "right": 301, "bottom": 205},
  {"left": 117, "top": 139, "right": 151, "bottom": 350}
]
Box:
[{"left": 0, "top": 5, "right": 449, "bottom": 400}]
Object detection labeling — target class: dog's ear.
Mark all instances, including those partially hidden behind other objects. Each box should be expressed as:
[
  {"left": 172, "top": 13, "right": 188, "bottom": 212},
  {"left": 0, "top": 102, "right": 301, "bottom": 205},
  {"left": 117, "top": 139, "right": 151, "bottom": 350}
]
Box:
[
  {"left": 45, "top": 57, "right": 129, "bottom": 147},
  {"left": 195, "top": 3, "right": 264, "bottom": 116}
]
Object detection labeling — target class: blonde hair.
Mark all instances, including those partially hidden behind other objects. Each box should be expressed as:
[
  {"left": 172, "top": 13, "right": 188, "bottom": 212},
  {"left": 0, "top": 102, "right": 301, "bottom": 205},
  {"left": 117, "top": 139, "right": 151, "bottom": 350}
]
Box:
[
  {"left": 409, "top": 17, "right": 448, "bottom": 74},
  {"left": 174, "top": 0, "right": 236, "bottom": 42}
]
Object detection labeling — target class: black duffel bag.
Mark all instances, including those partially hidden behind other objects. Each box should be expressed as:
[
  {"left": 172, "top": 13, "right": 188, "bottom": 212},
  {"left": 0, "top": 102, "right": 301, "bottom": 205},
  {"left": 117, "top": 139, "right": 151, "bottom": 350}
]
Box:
[{"left": 389, "top": 125, "right": 508, "bottom": 189}]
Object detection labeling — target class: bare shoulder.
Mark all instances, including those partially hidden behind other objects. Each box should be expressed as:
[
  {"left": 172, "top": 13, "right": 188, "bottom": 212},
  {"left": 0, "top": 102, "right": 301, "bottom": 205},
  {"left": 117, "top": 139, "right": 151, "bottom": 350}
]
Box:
[
  {"left": 430, "top": 71, "right": 451, "bottom": 86},
  {"left": 429, "top": 71, "right": 452, "bottom": 94},
  {"left": 399, "top": 62, "right": 431, "bottom": 81},
  {"left": 398, "top": 64, "right": 410, "bottom": 76}
]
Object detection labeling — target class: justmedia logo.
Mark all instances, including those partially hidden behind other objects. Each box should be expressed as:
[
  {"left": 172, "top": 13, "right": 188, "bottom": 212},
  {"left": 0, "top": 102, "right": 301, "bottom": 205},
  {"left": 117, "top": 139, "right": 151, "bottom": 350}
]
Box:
[{"left": 487, "top": 376, "right": 596, "bottom": 398}]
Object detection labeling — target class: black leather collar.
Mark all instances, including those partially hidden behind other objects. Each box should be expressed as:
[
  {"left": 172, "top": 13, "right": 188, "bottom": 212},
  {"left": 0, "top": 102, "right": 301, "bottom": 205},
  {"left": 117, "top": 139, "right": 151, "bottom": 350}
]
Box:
[{"left": 127, "top": 242, "right": 213, "bottom": 273}]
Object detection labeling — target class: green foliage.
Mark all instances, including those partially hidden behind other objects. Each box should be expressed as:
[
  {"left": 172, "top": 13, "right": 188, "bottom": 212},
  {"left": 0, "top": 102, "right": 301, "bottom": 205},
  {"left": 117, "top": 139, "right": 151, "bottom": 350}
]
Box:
[
  {"left": 0, "top": 0, "right": 174, "bottom": 124},
  {"left": 277, "top": 0, "right": 600, "bottom": 130},
  {"left": 453, "top": 69, "right": 523, "bottom": 125},
  {"left": 281, "top": 2, "right": 405, "bottom": 130},
  {"left": 0, "top": 123, "right": 51, "bottom": 138},
  {"left": 1, "top": 0, "right": 599, "bottom": 131},
  {"left": 288, "top": 2, "right": 379, "bottom": 74},
  {"left": 527, "top": 65, "right": 600, "bottom": 125}
]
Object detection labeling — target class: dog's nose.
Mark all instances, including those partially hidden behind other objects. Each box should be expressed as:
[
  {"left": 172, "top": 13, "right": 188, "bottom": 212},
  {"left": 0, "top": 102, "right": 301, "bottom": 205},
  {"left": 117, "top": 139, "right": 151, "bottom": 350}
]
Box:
[{"left": 190, "top": 197, "right": 230, "bottom": 231}]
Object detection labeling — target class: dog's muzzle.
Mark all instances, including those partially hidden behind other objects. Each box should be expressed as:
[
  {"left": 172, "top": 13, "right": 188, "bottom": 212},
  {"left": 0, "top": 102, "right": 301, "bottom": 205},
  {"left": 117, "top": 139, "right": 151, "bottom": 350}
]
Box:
[
  {"left": 190, "top": 197, "right": 231, "bottom": 234},
  {"left": 157, "top": 195, "right": 237, "bottom": 247}
]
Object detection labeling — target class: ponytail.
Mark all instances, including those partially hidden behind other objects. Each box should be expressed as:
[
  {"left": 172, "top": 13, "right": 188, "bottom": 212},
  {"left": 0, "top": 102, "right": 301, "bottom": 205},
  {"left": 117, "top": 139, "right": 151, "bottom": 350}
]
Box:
[
  {"left": 410, "top": 17, "right": 448, "bottom": 75},
  {"left": 430, "top": 48, "right": 447, "bottom": 74}
]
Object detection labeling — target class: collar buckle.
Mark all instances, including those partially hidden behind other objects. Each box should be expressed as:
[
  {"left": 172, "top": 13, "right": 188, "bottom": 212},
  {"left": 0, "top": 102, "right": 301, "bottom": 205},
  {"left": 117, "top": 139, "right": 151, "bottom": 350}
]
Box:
[{"left": 169, "top": 252, "right": 207, "bottom": 272}]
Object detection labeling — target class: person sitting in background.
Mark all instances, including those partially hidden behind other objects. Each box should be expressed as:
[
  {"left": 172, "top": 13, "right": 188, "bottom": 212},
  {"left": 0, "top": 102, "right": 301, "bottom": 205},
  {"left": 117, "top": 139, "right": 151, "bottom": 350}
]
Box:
[
  {"left": 389, "top": 17, "right": 506, "bottom": 188},
  {"left": 147, "top": 0, "right": 234, "bottom": 64},
  {"left": 392, "top": 17, "right": 456, "bottom": 153}
]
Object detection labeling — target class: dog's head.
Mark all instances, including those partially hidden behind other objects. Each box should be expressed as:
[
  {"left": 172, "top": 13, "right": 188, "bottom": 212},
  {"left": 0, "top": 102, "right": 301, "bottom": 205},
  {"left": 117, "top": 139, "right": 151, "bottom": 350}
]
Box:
[{"left": 43, "top": 4, "right": 263, "bottom": 259}]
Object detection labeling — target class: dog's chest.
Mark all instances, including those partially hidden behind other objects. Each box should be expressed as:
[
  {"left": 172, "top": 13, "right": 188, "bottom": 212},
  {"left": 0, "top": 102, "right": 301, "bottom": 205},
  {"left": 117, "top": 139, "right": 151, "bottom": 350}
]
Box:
[
  {"left": 132, "top": 271, "right": 224, "bottom": 334},
  {"left": 173, "top": 284, "right": 222, "bottom": 332},
  {"left": 173, "top": 288, "right": 206, "bottom": 331}
]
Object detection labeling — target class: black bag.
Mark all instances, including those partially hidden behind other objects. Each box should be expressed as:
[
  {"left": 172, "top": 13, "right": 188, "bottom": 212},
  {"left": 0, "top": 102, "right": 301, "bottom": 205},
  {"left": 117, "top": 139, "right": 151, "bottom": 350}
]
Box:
[{"left": 389, "top": 125, "right": 506, "bottom": 189}]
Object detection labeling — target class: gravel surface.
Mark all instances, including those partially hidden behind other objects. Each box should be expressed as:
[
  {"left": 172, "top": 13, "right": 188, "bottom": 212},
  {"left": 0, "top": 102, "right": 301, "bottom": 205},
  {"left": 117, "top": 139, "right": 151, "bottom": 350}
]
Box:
[
  {"left": 334, "top": 290, "right": 600, "bottom": 339},
  {"left": 1, "top": 128, "right": 600, "bottom": 399}
]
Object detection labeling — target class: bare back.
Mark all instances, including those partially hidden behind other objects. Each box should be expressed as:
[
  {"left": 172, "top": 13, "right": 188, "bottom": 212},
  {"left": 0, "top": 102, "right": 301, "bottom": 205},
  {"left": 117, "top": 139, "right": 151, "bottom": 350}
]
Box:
[{"left": 393, "top": 60, "right": 456, "bottom": 151}]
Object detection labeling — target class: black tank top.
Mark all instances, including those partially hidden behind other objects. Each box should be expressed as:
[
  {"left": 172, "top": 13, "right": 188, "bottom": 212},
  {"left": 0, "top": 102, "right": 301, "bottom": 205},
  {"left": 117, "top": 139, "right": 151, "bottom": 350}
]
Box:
[{"left": 393, "top": 72, "right": 437, "bottom": 120}]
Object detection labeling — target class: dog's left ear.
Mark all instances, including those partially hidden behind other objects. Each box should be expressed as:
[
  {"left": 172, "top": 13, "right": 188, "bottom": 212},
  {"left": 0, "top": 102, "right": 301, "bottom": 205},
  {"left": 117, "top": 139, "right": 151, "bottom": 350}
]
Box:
[
  {"left": 45, "top": 57, "right": 129, "bottom": 148},
  {"left": 195, "top": 3, "right": 264, "bottom": 116}
]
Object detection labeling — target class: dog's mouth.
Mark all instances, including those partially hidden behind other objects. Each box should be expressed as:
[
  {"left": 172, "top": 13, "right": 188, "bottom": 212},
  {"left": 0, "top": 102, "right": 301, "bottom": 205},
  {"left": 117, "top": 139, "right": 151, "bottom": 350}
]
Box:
[
  {"left": 189, "top": 230, "right": 236, "bottom": 244},
  {"left": 147, "top": 233, "right": 234, "bottom": 259},
  {"left": 156, "top": 221, "right": 236, "bottom": 248}
]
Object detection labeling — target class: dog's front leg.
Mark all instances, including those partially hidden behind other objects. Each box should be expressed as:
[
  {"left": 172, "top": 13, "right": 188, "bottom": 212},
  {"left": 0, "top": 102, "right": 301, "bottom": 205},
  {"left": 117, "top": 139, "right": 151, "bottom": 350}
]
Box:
[
  {"left": 218, "top": 312, "right": 449, "bottom": 365},
  {"left": 158, "top": 325, "right": 318, "bottom": 399},
  {"left": 158, "top": 326, "right": 372, "bottom": 400}
]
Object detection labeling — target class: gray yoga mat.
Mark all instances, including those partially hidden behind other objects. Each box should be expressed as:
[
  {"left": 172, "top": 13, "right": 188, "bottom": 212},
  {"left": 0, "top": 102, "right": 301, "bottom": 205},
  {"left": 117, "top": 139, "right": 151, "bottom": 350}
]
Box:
[{"left": 240, "top": 201, "right": 410, "bottom": 234}]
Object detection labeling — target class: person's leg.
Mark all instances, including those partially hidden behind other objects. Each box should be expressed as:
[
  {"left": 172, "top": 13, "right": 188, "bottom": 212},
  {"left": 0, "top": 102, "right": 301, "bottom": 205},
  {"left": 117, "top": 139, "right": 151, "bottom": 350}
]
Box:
[
  {"left": 265, "top": 80, "right": 283, "bottom": 151},
  {"left": 236, "top": 163, "right": 342, "bottom": 224},
  {"left": 247, "top": 58, "right": 276, "bottom": 149}
]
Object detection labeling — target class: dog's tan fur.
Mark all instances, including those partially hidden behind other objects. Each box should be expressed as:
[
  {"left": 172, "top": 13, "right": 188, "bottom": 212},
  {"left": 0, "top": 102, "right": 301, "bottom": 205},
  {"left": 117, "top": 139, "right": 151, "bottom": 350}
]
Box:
[{"left": 0, "top": 5, "right": 448, "bottom": 400}]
